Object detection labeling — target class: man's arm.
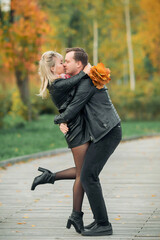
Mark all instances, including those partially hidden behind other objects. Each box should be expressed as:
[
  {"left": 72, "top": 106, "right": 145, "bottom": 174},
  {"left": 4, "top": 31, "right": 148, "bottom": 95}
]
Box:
[{"left": 54, "top": 78, "right": 96, "bottom": 124}]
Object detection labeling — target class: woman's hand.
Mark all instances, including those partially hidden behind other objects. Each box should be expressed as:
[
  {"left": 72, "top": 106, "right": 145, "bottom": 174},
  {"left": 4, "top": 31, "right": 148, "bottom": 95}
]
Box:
[
  {"left": 59, "top": 123, "right": 69, "bottom": 134},
  {"left": 83, "top": 63, "right": 92, "bottom": 75}
]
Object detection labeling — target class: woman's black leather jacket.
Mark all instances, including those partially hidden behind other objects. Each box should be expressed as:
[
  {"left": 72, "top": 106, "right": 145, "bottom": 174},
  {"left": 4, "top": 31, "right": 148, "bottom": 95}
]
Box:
[{"left": 47, "top": 71, "right": 86, "bottom": 113}]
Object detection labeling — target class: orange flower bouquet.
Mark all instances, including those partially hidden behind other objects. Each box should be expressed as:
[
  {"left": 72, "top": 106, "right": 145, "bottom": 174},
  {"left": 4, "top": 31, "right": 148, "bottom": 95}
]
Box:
[{"left": 89, "top": 63, "right": 111, "bottom": 89}]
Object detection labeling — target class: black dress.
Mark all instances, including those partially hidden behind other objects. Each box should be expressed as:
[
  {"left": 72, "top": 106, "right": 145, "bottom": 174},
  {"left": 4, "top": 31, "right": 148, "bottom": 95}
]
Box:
[{"left": 47, "top": 71, "right": 90, "bottom": 148}]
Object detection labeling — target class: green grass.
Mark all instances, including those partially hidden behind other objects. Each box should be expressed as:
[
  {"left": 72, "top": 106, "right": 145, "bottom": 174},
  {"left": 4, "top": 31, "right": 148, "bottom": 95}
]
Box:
[
  {"left": 121, "top": 121, "right": 160, "bottom": 138},
  {"left": 0, "top": 115, "right": 67, "bottom": 161},
  {"left": 0, "top": 115, "right": 160, "bottom": 161}
]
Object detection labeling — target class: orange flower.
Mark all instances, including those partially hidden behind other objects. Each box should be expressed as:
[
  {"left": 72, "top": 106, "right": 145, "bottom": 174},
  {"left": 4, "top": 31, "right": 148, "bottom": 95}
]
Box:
[{"left": 89, "top": 63, "right": 111, "bottom": 89}]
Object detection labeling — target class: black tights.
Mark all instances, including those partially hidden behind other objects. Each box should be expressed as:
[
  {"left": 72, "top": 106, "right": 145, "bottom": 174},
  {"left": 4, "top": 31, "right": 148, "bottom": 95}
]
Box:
[{"left": 54, "top": 142, "right": 90, "bottom": 212}]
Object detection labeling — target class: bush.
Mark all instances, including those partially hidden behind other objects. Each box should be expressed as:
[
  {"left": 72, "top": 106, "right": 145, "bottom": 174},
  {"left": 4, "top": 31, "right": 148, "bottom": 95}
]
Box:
[
  {"left": 110, "top": 79, "right": 160, "bottom": 121},
  {"left": 0, "top": 85, "right": 12, "bottom": 128},
  {"left": 2, "top": 88, "right": 28, "bottom": 129}
]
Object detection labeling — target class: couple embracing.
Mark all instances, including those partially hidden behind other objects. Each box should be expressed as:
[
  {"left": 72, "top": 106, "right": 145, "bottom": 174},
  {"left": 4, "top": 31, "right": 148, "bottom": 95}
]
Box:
[{"left": 31, "top": 47, "right": 122, "bottom": 236}]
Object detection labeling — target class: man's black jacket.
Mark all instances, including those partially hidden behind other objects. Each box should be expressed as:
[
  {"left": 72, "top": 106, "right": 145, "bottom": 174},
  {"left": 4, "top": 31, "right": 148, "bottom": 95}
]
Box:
[{"left": 54, "top": 71, "right": 121, "bottom": 143}]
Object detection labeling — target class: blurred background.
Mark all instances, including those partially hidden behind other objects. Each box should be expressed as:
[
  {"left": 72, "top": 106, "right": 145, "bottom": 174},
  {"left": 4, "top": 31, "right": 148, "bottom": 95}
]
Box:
[{"left": 0, "top": 0, "right": 160, "bottom": 161}]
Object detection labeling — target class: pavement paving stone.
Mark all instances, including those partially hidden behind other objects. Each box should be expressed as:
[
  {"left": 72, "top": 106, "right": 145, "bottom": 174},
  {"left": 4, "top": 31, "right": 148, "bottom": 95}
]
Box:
[{"left": 0, "top": 137, "right": 160, "bottom": 240}]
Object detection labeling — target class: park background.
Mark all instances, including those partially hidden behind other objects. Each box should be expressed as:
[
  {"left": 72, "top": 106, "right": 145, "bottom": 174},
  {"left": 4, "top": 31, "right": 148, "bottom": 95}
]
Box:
[{"left": 0, "top": 0, "right": 160, "bottom": 161}]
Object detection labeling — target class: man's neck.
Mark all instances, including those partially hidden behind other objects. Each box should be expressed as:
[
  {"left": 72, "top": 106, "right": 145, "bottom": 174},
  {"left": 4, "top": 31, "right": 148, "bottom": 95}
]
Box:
[{"left": 71, "top": 68, "right": 83, "bottom": 76}]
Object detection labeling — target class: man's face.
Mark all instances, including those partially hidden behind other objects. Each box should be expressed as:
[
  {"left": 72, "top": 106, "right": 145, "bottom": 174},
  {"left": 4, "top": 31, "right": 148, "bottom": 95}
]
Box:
[{"left": 64, "top": 51, "right": 82, "bottom": 76}]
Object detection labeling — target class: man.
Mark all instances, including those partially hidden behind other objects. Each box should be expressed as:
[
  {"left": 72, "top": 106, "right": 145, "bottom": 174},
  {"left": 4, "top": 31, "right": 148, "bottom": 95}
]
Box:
[{"left": 55, "top": 47, "right": 122, "bottom": 236}]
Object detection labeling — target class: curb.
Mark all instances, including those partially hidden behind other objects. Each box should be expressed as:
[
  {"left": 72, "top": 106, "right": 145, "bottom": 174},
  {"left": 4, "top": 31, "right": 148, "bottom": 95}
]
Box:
[
  {"left": 0, "top": 148, "right": 70, "bottom": 167},
  {"left": 0, "top": 134, "right": 160, "bottom": 168}
]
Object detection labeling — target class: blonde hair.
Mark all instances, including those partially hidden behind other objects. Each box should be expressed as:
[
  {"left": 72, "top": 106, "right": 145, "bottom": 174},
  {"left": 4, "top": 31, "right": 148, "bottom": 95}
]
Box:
[{"left": 37, "top": 51, "right": 62, "bottom": 99}]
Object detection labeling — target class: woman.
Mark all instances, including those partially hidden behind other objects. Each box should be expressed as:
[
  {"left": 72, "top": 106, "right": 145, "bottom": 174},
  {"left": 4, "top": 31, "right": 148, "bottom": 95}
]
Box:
[{"left": 31, "top": 51, "right": 90, "bottom": 233}]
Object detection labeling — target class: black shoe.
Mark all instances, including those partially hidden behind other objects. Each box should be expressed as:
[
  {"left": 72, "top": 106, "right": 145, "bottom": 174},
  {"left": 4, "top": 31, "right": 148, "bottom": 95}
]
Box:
[
  {"left": 31, "top": 167, "right": 55, "bottom": 191},
  {"left": 84, "top": 220, "right": 96, "bottom": 230},
  {"left": 81, "top": 222, "right": 113, "bottom": 236},
  {"left": 66, "top": 211, "right": 84, "bottom": 234}
]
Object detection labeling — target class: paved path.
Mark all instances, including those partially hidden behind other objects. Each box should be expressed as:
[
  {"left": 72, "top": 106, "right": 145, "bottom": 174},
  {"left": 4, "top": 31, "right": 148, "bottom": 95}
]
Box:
[{"left": 0, "top": 137, "right": 160, "bottom": 240}]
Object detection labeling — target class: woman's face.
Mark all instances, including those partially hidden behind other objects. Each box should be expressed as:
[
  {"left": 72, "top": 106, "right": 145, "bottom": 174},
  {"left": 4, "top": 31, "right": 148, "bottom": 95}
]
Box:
[{"left": 54, "top": 57, "right": 65, "bottom": 75}]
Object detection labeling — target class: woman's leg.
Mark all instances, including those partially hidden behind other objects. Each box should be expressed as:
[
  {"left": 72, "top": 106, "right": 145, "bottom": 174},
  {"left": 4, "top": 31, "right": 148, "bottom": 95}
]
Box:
[
  {"left": 54, "top": 167, "right": 76, "bottom": 180},
  {"left": 71, "top": 142, "right": 90, "bottom": 212},
  {"left": 31, "top": 143, "right": 89, "bottom": 192},
  {"left": 31, "top": 166, "right": 76, "bottom": 191}
]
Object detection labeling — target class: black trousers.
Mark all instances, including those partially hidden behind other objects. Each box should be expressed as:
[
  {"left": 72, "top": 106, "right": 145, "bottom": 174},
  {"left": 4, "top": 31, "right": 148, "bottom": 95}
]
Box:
[{"left": 81, "top": 123, "right": 122, "bottom": 224}]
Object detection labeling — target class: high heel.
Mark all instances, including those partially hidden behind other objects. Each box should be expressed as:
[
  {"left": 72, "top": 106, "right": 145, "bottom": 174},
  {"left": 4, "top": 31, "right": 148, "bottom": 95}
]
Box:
[
  {"left": 38, "top": 167, "right": 49, "bottom": 173},
  {"left": 31, "top": 167, "right": 55, "bottom": 191},
  {"left": 66, "top": 219, "right": 72, "bottom": 229},
  {"left": 66, "top": 211, "right": 84, "bottom": 234}
]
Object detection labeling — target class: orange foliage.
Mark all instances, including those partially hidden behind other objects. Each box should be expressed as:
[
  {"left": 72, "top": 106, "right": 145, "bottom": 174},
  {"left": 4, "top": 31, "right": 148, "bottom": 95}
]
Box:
[
  {"left": 140, "top": 0, "right": 160, "bottom": 71},
  {"left": 0, "top": 0, "right": 50, "bottom": 73},
  {"left": 89, "top": 63, "right": 111, "bottom": 89}
]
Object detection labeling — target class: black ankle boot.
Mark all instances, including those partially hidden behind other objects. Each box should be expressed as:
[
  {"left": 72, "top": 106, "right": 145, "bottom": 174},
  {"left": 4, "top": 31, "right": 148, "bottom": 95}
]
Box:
[
  {"left": 84, "top": 220, "right": 96, "bottom": 230},
  {"left": 66, "top": 210, "right": 84, "bottom": 233},
  {"left": 82, "top": 222, "right": 113, "bottom": 236},
  {"left": 31, "top": 167, "right": 55, "bottom": 191}
]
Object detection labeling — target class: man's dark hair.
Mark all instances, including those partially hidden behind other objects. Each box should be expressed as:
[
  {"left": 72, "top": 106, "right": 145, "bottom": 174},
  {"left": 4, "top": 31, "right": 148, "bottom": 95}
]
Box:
[{"left": 66, "top": 47, "right": 88, "bottom": 66}]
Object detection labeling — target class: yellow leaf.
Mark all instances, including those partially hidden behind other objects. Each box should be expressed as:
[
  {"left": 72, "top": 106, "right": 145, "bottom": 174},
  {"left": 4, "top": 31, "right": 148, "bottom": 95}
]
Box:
[
  {"left": 152, "top": 195, "right": 156, "bottom": 197},
  {"left": 17, "top": 222, "right": 26, "bottom": 225},
  {"left": 115, "top": 218, "right": 121, "bottom": 220},
  {"left": 64, "top": 195, "right": 70, "bottom": 198},
  {"left": 34, "top": 199, "right": 40, "bottom": 202},
  {"left": 23, "top": 216, "right": 29, "bottom": 218},
  {"left": 0, "top": 202, "right": 2, "bottom": 206},
  {"left": 32, "top": 225, "right": 36, "bottom": 227}
]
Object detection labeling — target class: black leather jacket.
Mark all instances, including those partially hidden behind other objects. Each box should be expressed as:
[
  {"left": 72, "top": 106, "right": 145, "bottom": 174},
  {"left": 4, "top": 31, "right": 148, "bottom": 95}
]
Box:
[
  {"left": 54, "top": 71, "right": 121, "bottom": 143},
  {"left": 47, "top": 71, "right": 86, "bottom": 112}
]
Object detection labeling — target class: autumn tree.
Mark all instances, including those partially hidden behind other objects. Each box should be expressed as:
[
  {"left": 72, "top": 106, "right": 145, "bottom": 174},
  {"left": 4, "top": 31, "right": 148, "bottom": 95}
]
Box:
[
  {"left": 0, "top": 0, "right": 50, "bottom": 120},
  {"left": 140, "top": 0, "right": 160, "bottom": 75}
]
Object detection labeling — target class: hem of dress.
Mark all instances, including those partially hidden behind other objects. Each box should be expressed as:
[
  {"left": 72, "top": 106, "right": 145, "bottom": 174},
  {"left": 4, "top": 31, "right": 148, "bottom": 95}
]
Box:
[{"left": 67, "top": 138, "right": 91, "bottom": 149}]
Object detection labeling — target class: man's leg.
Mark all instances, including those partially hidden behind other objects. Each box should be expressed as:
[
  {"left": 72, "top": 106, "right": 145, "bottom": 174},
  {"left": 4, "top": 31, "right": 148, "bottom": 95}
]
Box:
[{"left": 81, "top": 124, "right": 122, "bottom": 224}]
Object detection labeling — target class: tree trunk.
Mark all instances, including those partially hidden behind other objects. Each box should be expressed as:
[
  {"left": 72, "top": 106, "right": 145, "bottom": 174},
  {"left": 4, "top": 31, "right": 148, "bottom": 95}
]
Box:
[
  {"left": 93, "top": 19, "right": 98, "bottom": 65},
  {"left": 124, "top": 0, "right": 135, "bottom": 90},
  {"left": 15, "top": 69, "right": 32, "bottom": 121}
]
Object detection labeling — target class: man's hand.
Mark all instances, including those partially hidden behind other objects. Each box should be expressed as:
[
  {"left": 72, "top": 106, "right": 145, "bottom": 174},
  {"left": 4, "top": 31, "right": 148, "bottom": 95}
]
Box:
[
  {"left": 59, "top": 123, "right": 69, "bottom": 134},
  {"left": 83, "top": 63, "right": 92, "bottom": 75}
]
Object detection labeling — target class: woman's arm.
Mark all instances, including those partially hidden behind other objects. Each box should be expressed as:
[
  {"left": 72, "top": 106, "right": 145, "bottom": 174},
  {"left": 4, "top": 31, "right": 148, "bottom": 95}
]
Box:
[
  {"left": 54, "top": 78, "right": 96, "bottom": 124},
  {"left": 54, "top": 71, "right": 87, "bottom": 91}
]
